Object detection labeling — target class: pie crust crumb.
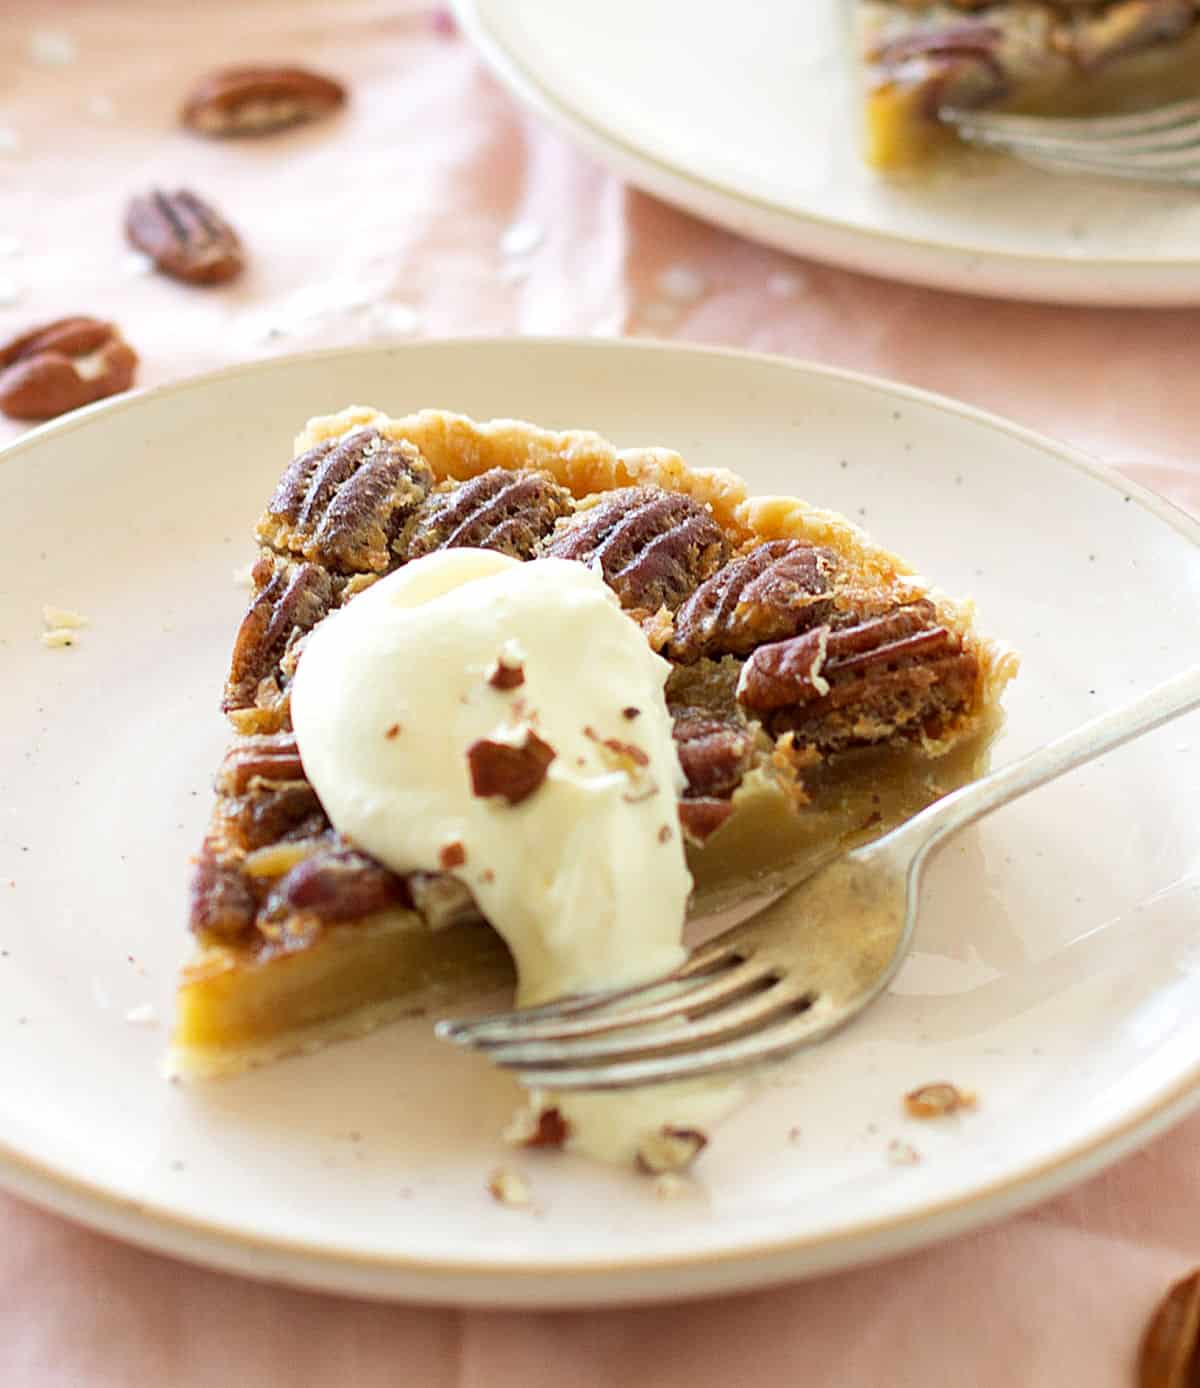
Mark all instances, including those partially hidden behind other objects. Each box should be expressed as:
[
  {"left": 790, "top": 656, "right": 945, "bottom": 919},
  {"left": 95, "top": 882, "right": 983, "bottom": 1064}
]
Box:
[{"left": 487, "top": 1165, "right": 532, "bottom": 1207}]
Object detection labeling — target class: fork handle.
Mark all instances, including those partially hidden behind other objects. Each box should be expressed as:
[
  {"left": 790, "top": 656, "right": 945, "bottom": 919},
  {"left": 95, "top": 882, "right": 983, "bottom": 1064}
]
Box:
[{"left": 896, "top": 666, "right": 1200, "bottom": 861}]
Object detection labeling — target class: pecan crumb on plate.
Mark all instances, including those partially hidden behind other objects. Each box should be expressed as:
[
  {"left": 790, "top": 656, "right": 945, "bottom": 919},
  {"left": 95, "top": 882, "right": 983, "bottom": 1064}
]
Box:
[
  {"left": 886, "top": 1139, "right": 922, "bottom": 1167},
  {"left": 41, "top": 606, "right": 86, "bottom": 630},
  {"left": 634, "top": 1126, "right": 709, "bottom": 1175},
  {"left": 486, "top": 1166, "right": 532, "bottom": 1208},
  {"left": 503, "top": 1105, "right": 570, "bottom": 1150},
  {"left": 904, "top": 1082, "right": 977, "bottom": 1119}
]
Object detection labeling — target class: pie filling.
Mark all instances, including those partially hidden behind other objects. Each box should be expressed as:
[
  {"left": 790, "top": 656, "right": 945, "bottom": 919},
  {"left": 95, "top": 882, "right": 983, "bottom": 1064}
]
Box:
[
  {"left": 172, "top": 408, "right": 1017, "bottom": 1078},
  {"left": 857, "top": 1, "right": 1200, "bottom": 170}
]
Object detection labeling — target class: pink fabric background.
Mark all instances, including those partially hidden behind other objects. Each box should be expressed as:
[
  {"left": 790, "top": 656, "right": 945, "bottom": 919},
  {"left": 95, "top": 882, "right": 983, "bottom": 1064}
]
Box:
[{"left": 2, "top": 2, "right": 1198, "bottom": 1382}]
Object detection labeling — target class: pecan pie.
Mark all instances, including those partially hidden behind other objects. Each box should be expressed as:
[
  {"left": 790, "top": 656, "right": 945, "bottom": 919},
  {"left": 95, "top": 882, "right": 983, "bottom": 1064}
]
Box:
[
  {"left": 857, "top": 1, "right": 1200, "bottom": 169},
  {"left": 171, "top": 408, "right": 1017, "bottom": 1077}
]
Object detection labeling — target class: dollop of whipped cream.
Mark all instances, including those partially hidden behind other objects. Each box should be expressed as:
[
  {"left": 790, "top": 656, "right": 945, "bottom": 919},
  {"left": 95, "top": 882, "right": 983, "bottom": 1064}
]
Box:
[{"left": 290, "top": 549, "right": 691, "bottom": 1006}]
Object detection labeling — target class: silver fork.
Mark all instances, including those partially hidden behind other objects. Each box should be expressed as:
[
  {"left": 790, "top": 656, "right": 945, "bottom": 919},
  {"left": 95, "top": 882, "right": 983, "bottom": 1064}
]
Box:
[
  {"left": 940, "top": 98, "right": 1200, "bottom": 185},
  {"left": 437, "top": 666, "right": 1200, "bottom": 1091}
]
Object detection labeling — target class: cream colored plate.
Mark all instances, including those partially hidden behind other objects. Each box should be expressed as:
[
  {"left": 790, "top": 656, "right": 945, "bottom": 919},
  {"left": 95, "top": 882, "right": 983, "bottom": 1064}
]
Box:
[
  {"left": 455, "top": 0, "right": 1200, "bottom": 306},
  {"left": 1, "top": 339, "right": 1198, "bottom": 1306}
]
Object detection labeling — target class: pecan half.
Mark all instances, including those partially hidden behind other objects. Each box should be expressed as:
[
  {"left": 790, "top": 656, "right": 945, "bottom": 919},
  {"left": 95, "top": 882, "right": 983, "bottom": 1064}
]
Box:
[
  {"left": 406, "top": 469, "right": 572, "bottom": 561},
  {"left": 182, "top": 65, "right": 347, "bottom": 137},
  {"left": 1139, "top": 1267, "right": 1200, "bottom": 1388},
  {"left": 125, "top": 189, "right": 244, "bottom": 286},
  {"left": 671, "top": 708, "right": 753, "bottom": 800},
  {"left": 215, "top": 732, "right": 306, "bottom": 795},
  {"left": 670, "top": 539, "right": 836, "bottom": 663},
  {"left": 266, "top": 846, "right": 407, "bottom": 925},
  {"left": 259, "top": 428, "right": 433, "bottom": 574},
  {"left": 735, "top": 627, "right": 833, "bottom": 714},
  {"left": 0, "top": 317, "right": 137, "bottom": 421},
  {"left": 467, "top": 731, "right": 556, "bottom": 805},
  {"left": 223, "top": 556, "right": 334, "bottom": 718},
  {"left": 737, "top": 602, "right": 979, "bottom": 751},
  {"left": 189, "top": 840, "right": 258, "bottom": 940},
  {"left": 542, "top": 486, "right": 728, "bottom": 611}
]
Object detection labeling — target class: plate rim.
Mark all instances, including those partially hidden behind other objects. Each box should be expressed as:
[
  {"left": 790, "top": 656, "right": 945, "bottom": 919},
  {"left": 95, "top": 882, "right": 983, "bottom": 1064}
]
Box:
[
  {"left": 2, "top": 335, "right": 1199, "bottom": 1306},
  {"left": 451, "top": 0, "right": 1200, "bottom": 304}
]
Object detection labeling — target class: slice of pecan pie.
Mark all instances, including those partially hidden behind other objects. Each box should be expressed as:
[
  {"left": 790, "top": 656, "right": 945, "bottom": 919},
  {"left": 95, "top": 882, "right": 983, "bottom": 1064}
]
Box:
[
  {"left": 172, "top": 408, "right": 1017, "bottom": 1078},
  {"left": 857, "top": 1, "right": 1200, "bottom": 169}
]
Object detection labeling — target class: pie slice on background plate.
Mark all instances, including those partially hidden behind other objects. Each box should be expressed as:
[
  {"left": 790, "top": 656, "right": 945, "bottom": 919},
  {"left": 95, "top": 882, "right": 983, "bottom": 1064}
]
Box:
[
  {"left": 856, "top": 0, "right": 1200, "bottom": 170},
  {"left": 171, "top": 407, "right": 1017, "bottom": 1079}
]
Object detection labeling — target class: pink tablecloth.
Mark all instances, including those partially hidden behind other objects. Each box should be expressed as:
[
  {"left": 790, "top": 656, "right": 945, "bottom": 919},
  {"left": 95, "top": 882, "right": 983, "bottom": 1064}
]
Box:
[{"left": 3, "top": 3, "right": 1198, "bottom": 1383}]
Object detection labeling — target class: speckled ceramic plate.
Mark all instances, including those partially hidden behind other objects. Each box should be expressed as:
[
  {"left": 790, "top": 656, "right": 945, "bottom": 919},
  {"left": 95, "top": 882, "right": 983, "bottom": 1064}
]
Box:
[
  {"left": 455, "top": 0, "right": 1200, "bottom": 306},
  {"left": 1, "top": 339, "right": 1199, "bottom": 1306}
]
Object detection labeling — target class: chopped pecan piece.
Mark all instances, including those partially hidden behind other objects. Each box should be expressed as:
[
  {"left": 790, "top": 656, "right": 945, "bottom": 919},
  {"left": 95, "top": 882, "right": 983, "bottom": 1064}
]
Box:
[
  {"left": 223, "top": 556, "right": 334, "bottom": 718},
  {"left": 189, "top": 841, "right": 258, "bottom": 940},
  {"left": 0, "top": 317, "right": 138, "bottom": 421},
  {"left": 678, "top": 797, "right": 734, "bottom": 843},
  {"left": 438, "top": 841, "right": 467, "bottom": 870},
  {"left": 584, "top": 727, "right": 650, "bottom": 769},
  {"left": 487, "top": 656, "right": 525, "bottom": 690},
  {"left": 259, "top": 428, "right": 433, "bottom": 574},
  {"left": 125, "top": 189, "right": 244, "bottom": 286},
  {"left": 670, "top": 540, "right": 836, "bottom": 663},
  {"left": 542, "top": 486, "right": 728, "bottom": 611},
  {"left": 405, "top": 469, "right": 572, "bottom": 561},
  {"left": 266, "top": 846, "right": 407, "bottom": 925},
  {"left": 467, "top": 731, "right": 556, "bottom": 805},
  {"left": 671, "top": 708, "right": 753, "bottom": 800},
  {"left": 635, "top": 1126, "right": 708, "bottom": 1175},
  {"left": 182, "top": 65, "right": 347, "bottom": 137},
  {"left": 504, "top": 1105, "right": 571, "bottom": 1149},
  {"left": 737, "top": 602, "right": 979, "bottom": 751}
]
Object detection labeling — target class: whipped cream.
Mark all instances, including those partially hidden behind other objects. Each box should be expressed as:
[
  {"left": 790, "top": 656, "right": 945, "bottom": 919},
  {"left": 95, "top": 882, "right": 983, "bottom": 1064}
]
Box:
[{"left": 290, "top": 550, "right": 691, "bottom": 1006}]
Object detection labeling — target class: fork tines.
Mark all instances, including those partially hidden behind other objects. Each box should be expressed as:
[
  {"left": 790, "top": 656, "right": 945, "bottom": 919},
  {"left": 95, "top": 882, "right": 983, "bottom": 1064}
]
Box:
[
  {"left": 435, "top": 938, "right": 826, "bottom": 1091},
  {"left": 941, "top": 97, "right": 1200, "bottom": 185}
]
